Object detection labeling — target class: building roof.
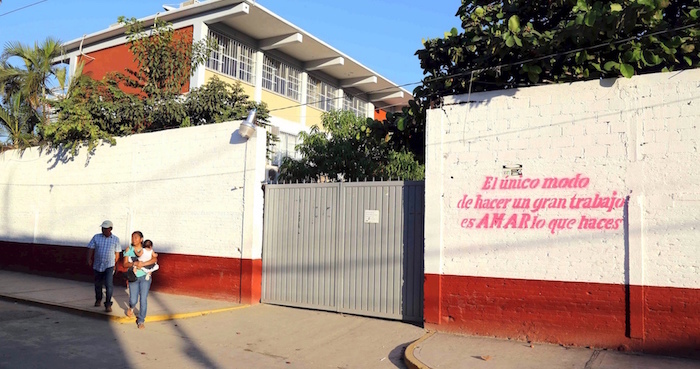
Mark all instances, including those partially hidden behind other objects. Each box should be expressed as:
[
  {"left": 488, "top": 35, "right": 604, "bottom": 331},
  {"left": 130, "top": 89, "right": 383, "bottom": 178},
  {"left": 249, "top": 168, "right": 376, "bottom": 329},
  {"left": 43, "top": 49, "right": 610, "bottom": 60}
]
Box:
[{"left": 61, "top": 0, "right": 412, "bottom": 109}]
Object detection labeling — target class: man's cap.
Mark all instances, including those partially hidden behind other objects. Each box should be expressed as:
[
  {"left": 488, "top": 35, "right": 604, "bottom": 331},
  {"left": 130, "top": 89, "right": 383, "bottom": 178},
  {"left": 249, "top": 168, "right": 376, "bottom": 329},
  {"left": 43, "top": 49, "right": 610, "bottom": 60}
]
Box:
[{"left": 101, "top": 220, "right": 113, "bottom": 229}]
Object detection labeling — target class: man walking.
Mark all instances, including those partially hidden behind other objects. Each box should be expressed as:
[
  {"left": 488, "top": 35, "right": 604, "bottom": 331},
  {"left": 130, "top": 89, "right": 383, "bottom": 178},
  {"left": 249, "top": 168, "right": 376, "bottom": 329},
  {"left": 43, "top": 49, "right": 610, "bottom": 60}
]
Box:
[{"left": 87, "top": 220, "right": 122, "bottom": 312}]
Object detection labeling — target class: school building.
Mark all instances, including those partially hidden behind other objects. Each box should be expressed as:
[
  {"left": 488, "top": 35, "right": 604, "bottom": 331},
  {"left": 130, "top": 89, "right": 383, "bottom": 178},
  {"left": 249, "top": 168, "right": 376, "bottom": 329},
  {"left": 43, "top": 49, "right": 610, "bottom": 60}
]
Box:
[{"left": 58, "top": 0, "right": 411, "bottom": 167}]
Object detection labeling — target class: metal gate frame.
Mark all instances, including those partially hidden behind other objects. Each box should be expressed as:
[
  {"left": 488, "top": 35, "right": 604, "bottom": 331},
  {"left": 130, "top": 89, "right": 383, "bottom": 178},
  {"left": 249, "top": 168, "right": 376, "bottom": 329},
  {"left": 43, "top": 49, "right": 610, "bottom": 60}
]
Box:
[{"left": 261, "top": 181, "right": 424, "bottom": 322}]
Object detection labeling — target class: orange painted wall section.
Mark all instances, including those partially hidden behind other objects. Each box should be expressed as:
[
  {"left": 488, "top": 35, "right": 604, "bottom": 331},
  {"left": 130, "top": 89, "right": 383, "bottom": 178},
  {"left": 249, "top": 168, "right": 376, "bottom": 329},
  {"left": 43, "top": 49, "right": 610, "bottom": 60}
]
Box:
[
  {"left": 80, "top": 26, "right": 193, "bottom": 93},
  {"left": 425, "top": 273, "right": 700, "bottom": 358},
  {"left": 374, "top": 109, "right": 387, "bottom": 121}
]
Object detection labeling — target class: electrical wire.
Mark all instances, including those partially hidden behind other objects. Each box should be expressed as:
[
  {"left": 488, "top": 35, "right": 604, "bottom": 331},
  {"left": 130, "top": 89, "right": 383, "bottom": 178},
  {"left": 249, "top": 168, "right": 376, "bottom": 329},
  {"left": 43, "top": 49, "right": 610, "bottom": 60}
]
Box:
[
  {"left": 0, "top": 0, "right": 48, "bottom": 17},
  {"left": 268, "top": 22, "right": 700, "bottom": 113},
  {"left": 424, "top": 22, "right": 700, "bottom": 85}
]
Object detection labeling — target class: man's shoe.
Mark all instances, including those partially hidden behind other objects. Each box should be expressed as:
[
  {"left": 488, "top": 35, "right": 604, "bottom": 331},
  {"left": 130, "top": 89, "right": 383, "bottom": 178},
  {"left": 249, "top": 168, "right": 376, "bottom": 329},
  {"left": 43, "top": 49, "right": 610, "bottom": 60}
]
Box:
[
  {"left": 94, "top": 300, "right": 101, "bottom": 307},
  {"left": 105, "top": 306, "right": 112, "bottom": 313},
  {"left": 126, "top": 308, "right": 134, "bottom": 318}
]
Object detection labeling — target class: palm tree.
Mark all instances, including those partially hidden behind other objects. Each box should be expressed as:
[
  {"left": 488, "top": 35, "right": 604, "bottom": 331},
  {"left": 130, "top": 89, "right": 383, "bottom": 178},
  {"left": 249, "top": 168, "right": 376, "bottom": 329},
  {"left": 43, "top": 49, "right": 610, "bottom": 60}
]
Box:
[
  {"left": 0, "top": 37, "right": 66, "bottom": 122},
  {"left": 0, "top": 93, "right": 37, "bottom": 149}
]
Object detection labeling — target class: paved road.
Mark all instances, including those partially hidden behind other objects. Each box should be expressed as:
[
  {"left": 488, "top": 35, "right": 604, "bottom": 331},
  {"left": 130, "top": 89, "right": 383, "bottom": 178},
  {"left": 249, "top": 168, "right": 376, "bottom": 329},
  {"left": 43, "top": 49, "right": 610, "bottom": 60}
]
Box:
[{"left": 0, "top": 299, "right": 423, "bottom": 369}]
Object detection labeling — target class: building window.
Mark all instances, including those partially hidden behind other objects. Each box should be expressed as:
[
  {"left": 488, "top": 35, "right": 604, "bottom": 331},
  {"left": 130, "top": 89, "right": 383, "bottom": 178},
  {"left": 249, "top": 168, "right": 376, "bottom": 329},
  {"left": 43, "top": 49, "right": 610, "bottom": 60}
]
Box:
[
  {"left": 206, "top": 30, "right": 255, "bottom": 84},
  {"left": 262, "top": 56, "right": 301, "bottom": 101},
  {"left": 307, "top": 75, "right": 337, "bottom": 111},
  {"left": 271, "top": 132, "right": 301, "bottom": 166},
  {"left": 342, "top": 93, "right": 368, "bottom": 117}
]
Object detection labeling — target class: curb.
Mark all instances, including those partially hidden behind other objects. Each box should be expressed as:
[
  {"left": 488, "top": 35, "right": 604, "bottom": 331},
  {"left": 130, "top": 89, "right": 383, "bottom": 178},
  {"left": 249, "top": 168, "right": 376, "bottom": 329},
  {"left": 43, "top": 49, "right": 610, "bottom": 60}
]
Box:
[
  {"left": 403, "top": 331, "right": 435, "bottom": 369},
  {"left": 0, "top": 293, "right": 248, "bottom": 324},
  {"left": 114, "top": 305, "right": 249, "bottom": 324}
]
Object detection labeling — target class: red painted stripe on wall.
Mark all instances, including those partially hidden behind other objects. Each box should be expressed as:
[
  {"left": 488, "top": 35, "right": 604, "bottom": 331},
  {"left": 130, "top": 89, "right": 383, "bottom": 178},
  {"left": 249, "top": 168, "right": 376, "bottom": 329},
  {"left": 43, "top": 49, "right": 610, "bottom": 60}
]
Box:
[
  {"left": 240, "top": 258, "right": 262, "bottom": 304},
  {"left": 0, "top": 241, "right": 261, "bottom": 303},
  {"left": 425, "top": 273, "right": 700, "bottom": 358}
]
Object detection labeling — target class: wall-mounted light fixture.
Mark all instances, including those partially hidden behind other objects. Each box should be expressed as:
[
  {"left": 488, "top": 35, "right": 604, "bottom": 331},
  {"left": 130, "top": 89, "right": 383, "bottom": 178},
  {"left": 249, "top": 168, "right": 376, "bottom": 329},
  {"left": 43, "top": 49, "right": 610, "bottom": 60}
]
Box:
[{"left": 239, "top": 108, "right": 257, "bottom": 139}]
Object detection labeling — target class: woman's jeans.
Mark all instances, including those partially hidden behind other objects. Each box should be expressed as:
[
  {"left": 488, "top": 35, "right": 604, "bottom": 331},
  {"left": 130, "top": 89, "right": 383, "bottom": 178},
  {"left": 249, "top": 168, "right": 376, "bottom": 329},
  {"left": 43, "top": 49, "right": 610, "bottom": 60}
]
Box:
[{"left": 128, "top": 275, "right": 152, "bottom": 324}]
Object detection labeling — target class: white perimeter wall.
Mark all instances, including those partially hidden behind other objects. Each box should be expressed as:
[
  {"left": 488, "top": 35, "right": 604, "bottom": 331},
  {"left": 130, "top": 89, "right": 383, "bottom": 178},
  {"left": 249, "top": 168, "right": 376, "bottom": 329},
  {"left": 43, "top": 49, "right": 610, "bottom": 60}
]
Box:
[
  {"left": 0, "top": 121, "right": 267, "bottom": 259},
  {"left": 426, "top": 69, "right": 700, "bottom": 289}
]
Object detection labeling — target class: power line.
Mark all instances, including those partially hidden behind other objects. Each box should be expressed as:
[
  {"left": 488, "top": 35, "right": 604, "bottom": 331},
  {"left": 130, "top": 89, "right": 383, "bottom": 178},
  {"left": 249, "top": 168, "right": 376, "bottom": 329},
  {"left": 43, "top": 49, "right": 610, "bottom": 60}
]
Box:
[
  {"left": 269, "top": 22, "right": 700, "bottom": 113},
  {"left": 0, "top": 0, "right": 48, "bottom": 17},
  {"left": 425, "top": 22, "right": 700, "bottom": 85}
]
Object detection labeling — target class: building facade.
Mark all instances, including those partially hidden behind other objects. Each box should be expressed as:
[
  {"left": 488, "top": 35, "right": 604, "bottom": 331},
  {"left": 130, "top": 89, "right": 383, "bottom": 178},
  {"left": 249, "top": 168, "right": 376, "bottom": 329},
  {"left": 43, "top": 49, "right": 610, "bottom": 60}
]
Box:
[{"left": 59, "top": 0, "right": 411, "bottom": 167}]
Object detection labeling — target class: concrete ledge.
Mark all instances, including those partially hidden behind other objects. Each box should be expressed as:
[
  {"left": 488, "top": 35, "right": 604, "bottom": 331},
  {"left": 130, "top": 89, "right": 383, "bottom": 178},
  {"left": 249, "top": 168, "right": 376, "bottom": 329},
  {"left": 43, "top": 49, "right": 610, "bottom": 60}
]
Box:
[{"left": 404, "top": 331, "right": 435, "bottom": 369}]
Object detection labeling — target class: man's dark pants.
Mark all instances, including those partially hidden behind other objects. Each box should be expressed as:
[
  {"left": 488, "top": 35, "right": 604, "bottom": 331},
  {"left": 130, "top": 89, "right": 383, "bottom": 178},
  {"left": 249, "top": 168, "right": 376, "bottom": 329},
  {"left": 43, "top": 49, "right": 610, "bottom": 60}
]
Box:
[{"left": 94, "top": 267, "right": 115, "bottom": 307}]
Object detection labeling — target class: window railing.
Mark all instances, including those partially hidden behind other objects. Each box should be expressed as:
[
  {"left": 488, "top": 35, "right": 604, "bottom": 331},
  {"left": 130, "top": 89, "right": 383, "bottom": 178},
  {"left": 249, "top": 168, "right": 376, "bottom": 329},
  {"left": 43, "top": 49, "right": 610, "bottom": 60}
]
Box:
[
  {"left": 307, "top": 75, "right": 337, "bottom": 111},
  {"left": 262, "top": 56, "right": 301, "bottom": 101},
  {"left": 206, "top": 30, "right": 255, "bottom": 84},
  {"left": 270, "top": 131, "right": 301, "bottom": 166},
  {"left": 343, "top": 93, "right": 368, "bottom": 117}
]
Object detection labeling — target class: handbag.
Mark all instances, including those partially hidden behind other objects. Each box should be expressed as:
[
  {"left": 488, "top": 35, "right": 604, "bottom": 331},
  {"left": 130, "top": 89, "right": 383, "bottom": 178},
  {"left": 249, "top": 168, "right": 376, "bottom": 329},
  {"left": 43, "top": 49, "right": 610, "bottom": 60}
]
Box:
[{"left": 125, "top": 267, "right": 137, "bottom": 282}]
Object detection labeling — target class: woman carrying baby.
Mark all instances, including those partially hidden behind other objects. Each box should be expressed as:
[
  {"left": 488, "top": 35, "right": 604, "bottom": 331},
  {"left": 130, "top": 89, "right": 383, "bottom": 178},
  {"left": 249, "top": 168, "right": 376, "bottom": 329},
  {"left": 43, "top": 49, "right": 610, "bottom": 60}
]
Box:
[{"left": 123, "top": 231, "right": 158, "bottom": 329}]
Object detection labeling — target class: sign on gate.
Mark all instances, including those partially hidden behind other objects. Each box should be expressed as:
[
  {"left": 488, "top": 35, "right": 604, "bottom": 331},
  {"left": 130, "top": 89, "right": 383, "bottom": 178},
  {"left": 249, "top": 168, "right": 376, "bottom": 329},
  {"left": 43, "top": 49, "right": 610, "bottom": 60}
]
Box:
[{"left": 364, "top": 210, "right": 380, "bottom": 224}]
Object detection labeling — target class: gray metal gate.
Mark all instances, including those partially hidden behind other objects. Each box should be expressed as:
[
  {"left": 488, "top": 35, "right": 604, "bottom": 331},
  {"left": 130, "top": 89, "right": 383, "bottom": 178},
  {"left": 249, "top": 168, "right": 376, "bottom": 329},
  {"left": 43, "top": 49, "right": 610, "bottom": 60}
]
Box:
[{"left": 262, "top": 181, "right": 424, "bottom": 322}]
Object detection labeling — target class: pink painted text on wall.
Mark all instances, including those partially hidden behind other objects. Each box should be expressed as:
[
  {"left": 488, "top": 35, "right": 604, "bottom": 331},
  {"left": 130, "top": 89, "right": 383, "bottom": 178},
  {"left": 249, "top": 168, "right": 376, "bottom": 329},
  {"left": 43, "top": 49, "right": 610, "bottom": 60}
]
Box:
[{"left": 457, "top": 174, "right": 625, "bottom": 234}]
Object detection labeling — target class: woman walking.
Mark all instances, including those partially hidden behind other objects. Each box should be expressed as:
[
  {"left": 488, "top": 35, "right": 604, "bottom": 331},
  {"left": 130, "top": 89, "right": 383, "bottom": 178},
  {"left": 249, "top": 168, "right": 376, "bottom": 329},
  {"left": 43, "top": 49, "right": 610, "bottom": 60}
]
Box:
[{"left": 123, "top": 231, "right": 158, "bottom": 329}]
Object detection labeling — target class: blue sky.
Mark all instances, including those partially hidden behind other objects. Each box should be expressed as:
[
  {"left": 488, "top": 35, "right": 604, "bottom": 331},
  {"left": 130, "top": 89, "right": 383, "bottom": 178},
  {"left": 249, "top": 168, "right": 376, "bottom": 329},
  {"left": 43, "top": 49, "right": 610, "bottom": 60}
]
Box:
[
  {"left": 0, "top": 0, "right": 462, "bottom": 88},
  {"left": 0, "top": 0, "right": 461, "bottom": 141}
]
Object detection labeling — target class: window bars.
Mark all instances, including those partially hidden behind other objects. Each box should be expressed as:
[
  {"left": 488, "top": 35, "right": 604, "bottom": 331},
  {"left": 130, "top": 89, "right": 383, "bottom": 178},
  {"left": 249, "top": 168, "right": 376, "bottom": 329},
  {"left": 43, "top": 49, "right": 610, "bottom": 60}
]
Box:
[
  {"left": 207, "top": 30, "right": 255, "bottom": 84},
  {"left": 262, "top": 55, "right": 301, "bottom": 101}
]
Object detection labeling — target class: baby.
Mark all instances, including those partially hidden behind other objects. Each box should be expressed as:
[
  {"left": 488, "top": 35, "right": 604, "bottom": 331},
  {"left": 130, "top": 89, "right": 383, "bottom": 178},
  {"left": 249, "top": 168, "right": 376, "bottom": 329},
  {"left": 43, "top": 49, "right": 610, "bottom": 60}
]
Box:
[{"left": 132, "top": 239, "right": 160, "bottom": 280}]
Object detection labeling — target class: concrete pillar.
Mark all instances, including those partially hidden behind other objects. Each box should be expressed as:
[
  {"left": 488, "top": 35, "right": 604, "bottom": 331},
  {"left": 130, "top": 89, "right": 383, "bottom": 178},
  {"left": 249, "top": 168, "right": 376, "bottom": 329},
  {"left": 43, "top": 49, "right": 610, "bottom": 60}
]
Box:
[
  {"left": 253, "top": 51, "right": 264, "bottom": 103},
  {"left": 190, "top": 21, "right": 209, "bottom": 90},
  {"left": 299, "top": 72, "right": 308, "bottom": 126}
]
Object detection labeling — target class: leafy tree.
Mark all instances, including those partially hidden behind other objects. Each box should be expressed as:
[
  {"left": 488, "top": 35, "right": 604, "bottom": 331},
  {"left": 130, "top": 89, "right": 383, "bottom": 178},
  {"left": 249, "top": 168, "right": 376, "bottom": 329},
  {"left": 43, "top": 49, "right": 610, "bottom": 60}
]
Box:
[
  {"left": 0, "top": 94, "right": 39, "bottom": 149},
  {"left": 113, "top": 16, "right": 215, "bottom": 98},
  {"left": 416, "top": 0, "right": 700, "bottom": 99},
  {"left": 183, "top": 76, "right": 275, "bottom": 158},
  {"left": 44, "top": 72, "right": 139, "bottom": 154},
  {"left": 280, "top": 110, "right": 424, "bottom": 182},
  {"left": 44, "top": 17, "right": 269, "bottom": 155},
  {"left": 184, "top": 76, "right": 268, "bottom": 126},
  {"left": 369, "top": 100, "right": 425, "bottom": 164},
  {"left": 371, "top": 0, "right": 700, "bottom": 172},
  {"left": 0, "top": 37, "right": 67, "bottom": 140},
  {"left": 48, "top": 75, "right": 271, "bottom": 155}
]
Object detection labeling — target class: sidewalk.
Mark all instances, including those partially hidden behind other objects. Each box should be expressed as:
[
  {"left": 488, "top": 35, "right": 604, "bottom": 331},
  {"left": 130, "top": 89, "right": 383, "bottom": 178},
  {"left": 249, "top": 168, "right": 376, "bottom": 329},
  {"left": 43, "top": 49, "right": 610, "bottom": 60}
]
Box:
[
  {"left": 405, "top": 331, "right": 700, "bottom": 369},
  {"left": 0, "top": 269, "right": 245, "bottom": 323},
  {"left": 0, "top": 269, "right": 423, "bottom": 368},
  {"left": 4, "top": 269, "right": 699, "bottom": 369}
]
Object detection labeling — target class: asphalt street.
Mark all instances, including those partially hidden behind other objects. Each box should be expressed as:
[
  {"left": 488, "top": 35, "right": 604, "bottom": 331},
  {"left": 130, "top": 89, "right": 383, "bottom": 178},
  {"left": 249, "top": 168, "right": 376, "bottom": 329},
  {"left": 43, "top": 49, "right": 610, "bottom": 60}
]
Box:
[{"left": 0, "top": 299, "right": 424, "bottom": 369}]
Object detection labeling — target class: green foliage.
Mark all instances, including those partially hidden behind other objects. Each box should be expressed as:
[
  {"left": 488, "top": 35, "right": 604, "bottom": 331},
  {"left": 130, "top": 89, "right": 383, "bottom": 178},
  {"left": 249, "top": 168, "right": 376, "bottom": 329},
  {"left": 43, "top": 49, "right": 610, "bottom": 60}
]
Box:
[
  {"left": 0, "top": 37, "right": 65, "bottom": 112},
  {"left": 279, "top": 110, "right": 424, "bottom": 182},
  {"left": 0, "top": 37, "right": 66, "bottom": 146},
  {"left": 184, "top": 76, "right": 269, "bottom": 126},
  {"left": 44, "top": 73, "right": 130, "bottom": 154},
  {"left": 0, "top": 93, "right": 39, "bottom": 149},
  {"left": 47, "top": 75, "right": 270, "bottom": 154},
  {"left": 42, "top": 16, "right": 267, "bottom": 156},
  {"left": 42, "top": 99, "right": 117, "bottom": 155},
  {"left": 416, "top": 0, "right": 700, "bottom": 99},
  {"left": 114, "top": 16, "right": 216, "bottom": 97},
  {"left": 385, "top": 0, "right": 700, "bottom": 172},
  {"left": 368, "top": 100, "right": 426, "bottom": 164}
]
